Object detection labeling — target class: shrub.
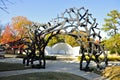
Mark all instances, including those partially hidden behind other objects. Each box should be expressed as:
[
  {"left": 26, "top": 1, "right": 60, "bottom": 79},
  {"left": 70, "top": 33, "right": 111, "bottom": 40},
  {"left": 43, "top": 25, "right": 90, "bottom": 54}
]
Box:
[
  {"left": 45, "top": 56, "right": 56, "bottom": 60},
  {"left": 77, "top": 55, "right": 120, "bottom": 61},
  {"left": 77, "top": 55, "right": 103, "bottom": 61},
  {"left": 107, "top": 55, "right": 120, "bottom": 61}
]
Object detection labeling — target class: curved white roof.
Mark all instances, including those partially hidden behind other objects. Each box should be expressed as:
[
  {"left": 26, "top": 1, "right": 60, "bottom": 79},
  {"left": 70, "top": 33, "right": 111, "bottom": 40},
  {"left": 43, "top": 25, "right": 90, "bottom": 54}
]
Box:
[
  {"left": 51, "top": 42, "right": 73, "bottom": 55},
  {"left": 45, "top": 46, "right": 52, "bottom": 55}
]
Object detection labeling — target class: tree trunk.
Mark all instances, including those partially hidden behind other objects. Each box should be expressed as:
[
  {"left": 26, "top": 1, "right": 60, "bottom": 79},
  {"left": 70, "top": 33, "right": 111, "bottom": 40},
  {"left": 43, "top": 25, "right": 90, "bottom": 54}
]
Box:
[{"left": 115, "top": 49, "right": 118, "bottom": 56}]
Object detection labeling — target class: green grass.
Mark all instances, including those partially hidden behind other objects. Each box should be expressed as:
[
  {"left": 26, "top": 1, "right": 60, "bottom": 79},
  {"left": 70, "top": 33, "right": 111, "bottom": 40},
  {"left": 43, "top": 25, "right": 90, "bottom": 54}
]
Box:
[
  {"left": 0, "top": 62, "right": 88, "bottom": 80},
  {"left": 0, "top": 62, "right": 30, "bottom": 72},
  {"left": 0, "top": 72, "right": 87, "bottom": 80}
]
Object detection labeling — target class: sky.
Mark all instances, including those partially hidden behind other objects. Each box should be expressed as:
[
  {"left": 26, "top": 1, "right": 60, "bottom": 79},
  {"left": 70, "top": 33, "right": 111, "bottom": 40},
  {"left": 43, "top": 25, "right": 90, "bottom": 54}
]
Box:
[{"left": 0, "top": 0, "right": 120, "bottom": 38}]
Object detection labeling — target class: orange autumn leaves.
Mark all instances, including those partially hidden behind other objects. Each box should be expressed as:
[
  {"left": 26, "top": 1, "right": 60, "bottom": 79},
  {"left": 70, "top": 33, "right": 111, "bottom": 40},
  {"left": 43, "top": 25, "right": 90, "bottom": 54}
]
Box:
[
  {"left": 0, "top": 25, "right": 16, "bottom": 44},
  {"left": 0, "top": 16, "right": 32, "bottom": 45},
  {"left": 12, "top": 16, "right": 32, "bottom": 38}
]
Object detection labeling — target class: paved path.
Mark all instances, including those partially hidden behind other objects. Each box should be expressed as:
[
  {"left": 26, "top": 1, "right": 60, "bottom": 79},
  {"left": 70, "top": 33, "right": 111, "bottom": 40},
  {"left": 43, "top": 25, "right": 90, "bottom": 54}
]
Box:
[{"left": 0, "top": 58, "right": 109, "bottom": 80}]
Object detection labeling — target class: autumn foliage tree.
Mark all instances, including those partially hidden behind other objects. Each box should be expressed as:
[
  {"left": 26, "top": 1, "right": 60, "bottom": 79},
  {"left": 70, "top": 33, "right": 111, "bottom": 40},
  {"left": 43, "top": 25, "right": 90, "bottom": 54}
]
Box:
[
  {"left": 0, "top": 16, "right": 32, "bottom": 54},
  {"left": 0, "top": 25, "right": 14, "bottom": 44},
  {"left": 11, "top": 16, "right": 32, "bottom": 38}
]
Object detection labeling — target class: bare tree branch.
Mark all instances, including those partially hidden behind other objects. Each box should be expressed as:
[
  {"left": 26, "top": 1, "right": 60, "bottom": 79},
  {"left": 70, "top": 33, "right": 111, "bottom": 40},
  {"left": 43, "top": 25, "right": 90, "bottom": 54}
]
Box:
[{"left": 0, "top": 0, "right": 14, "bottom": 13}]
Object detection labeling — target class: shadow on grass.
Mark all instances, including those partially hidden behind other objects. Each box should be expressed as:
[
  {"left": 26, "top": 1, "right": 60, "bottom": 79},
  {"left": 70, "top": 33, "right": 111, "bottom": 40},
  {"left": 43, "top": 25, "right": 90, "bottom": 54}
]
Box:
[{"left": 0, "top": 62, "right": 31, "bottom": 72}]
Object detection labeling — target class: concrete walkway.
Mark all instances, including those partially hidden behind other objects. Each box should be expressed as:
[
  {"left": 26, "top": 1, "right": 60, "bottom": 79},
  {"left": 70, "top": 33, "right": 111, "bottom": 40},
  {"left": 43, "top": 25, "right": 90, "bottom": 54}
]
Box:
[{"left": 0, "top": 58, "right": 108, "bottom": 80}]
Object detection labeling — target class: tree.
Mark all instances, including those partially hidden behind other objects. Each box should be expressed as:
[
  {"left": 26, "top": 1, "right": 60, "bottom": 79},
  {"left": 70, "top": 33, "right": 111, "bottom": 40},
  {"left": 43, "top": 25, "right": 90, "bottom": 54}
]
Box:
[
  {"left": 102, "top": 10, "right": 120, "bottom": 36},
  {"left": 103, "top": 34, "right": 120, "bottom": 55},
  {"left": 102, "top": 10, "right": 120, "bottom": 55},
  {"left": 46, "top": 35, "right": 58, "bottom": 46},
  {"left": 0, "top": 24, "right": 28, "bottom": 54},
  {"left": 0, "top": 24, "right": 14, "bottom": 44},
  {"left": 65, "top": 35, "right": 79, "bottom": 47},
  {"left": 46, "top": 32, "right": 80, "bottom": 47},
  {"left": 11, "top": 16, "right": 32, "bottom": 38}
]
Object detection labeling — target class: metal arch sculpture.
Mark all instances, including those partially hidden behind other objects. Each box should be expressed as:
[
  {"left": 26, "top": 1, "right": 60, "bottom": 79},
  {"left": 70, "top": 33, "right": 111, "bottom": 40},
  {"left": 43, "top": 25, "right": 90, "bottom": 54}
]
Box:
[
  {"left": 23, "top": 7, "right": 108, "bottom": 70},
  {"left": 23, "top": 24, "right": 61, "bottom": 68}
]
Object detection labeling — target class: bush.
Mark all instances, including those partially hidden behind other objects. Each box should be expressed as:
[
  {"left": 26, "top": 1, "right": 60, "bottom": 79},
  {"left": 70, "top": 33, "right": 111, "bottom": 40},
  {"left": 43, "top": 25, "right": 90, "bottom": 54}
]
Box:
[
  {"left": 77, "top": 55, "right": 104, "bottom": 61},
  {"left": 45, "top": 56, "right": 56, "bottom": 60},
  {"left": 107, "top": 55, "right": 120, "bottom": 61},
  {"left": 110, "top": 48, "right": 120, "bottom": 55},
  {"left": 77, "top": 55, "right": 120, "bottom": 61}
]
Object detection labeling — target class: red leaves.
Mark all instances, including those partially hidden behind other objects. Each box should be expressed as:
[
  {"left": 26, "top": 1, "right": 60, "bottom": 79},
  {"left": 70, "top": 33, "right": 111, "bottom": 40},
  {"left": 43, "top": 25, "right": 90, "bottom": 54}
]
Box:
[
  {"left": 0, "top": 25, "right": 23, "bottom": 49},
  {"left": 0, "top": 25, "right": 14, "bottom": 44},
  {"left": 0, "top": 16, "right": 32, "bottom": 49}
]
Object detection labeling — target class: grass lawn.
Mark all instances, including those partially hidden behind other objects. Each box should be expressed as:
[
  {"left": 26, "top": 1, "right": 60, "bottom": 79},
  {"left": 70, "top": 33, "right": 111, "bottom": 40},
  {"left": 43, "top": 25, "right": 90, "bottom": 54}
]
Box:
[
  {"left": 0, "top": 62, "right": 88, "bottom": 80},
  {"left": 0, "top": 72, "right": 88, "bottom": 80},
  {"left": 0, "top": 62, "right": 30, "bottom": 72}
]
